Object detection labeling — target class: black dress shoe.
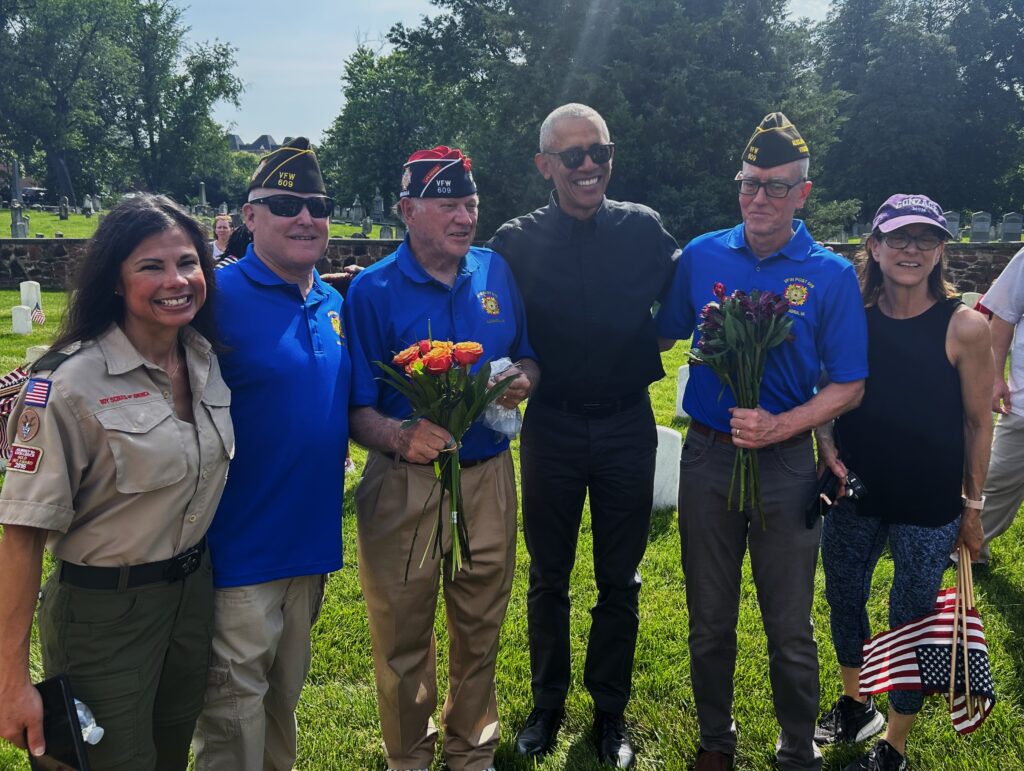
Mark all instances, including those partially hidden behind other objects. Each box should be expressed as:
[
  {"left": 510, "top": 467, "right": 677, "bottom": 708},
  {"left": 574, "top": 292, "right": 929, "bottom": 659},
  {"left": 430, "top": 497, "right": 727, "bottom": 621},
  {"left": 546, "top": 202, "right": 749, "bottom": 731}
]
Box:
[
  {"left": 594, "top": 709, "right": 635, "bottom": 768},
  {"left": 514, "top": 706, "right": 565, "bottom": 757}
]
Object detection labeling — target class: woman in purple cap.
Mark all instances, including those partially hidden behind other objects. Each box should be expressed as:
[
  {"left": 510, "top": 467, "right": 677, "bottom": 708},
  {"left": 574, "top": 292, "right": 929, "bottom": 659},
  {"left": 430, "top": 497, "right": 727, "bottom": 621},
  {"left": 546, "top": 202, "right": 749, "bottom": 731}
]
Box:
[{"left": 812, "top": 195, "right": 992, "bottom": 771}]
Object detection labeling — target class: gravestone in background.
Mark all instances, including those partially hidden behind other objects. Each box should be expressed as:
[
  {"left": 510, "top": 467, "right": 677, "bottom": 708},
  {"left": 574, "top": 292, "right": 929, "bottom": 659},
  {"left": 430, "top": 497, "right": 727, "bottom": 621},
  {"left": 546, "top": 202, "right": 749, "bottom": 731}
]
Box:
[
  {"left": 372, "top": 187, "right": 385, "bottom": 221},
  {"left": 10, "top": 202, "right": 28, "bottom": 238},
  {"left": 943, "top": 211, "right": 960, "bottom": 240},
  {"left": 1000, "top": 213, "right": 1022, "bottom": 242},
  {"left": 58, "top": 196, "right": 69, "bottom": 221},
  {"left": 82, "top": 194, "right": 94, "bottom": 218},
  {"left": 653, "top": 425, "right": 682, "bottom": 510},
  {"left": 11, "top": 306, "right": 32, "bottom": 334},
  {"left": 969, "top": 211, "right": 991, "bottom": 242},
  {"left": 350, "top": 195, "right": 364, "bottom": 225},
  {"left": 379, "top": 225, "right": 394, "bottom": 239},
  {"left": 361, "top": 216, "right": 373, "bottom": 236},
  {"left": 676, "top": 364, "right": 690, "bottom": 419},
  {"left": 20, "top": 281, "right": 42, "bottom": 310}
]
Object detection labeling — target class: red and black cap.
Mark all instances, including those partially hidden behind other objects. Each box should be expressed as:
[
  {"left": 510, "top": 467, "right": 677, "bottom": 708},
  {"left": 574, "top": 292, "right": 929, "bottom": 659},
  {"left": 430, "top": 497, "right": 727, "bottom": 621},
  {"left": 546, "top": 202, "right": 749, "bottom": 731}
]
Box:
[{"left": 400, "top": 146, "right": 476, "bottom": 199}]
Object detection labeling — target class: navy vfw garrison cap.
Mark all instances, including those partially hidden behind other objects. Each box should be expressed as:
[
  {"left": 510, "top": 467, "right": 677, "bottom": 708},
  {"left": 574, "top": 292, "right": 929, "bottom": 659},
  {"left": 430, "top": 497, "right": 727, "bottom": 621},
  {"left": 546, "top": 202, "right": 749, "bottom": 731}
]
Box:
[
  {"left": 248, "top": 137, "right": 327, "bottom": 195},
  {"left": 742, "top": 112, "right": 809, "bottom": 168},
  {"left": 400, "top": 146, "right": 476, "bottom": 199}
]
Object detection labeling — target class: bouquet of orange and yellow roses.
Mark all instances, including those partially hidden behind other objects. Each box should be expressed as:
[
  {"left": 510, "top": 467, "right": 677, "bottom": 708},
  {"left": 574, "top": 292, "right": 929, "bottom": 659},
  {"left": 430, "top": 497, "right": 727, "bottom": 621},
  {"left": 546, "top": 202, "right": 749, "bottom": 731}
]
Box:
[{"left": 378, "top": 338, "right": 516, "bottom": 580}]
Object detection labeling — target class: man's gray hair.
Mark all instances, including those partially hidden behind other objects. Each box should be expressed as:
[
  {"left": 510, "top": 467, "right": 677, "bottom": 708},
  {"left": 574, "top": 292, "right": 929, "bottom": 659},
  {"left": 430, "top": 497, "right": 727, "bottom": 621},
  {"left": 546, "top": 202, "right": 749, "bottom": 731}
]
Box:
[
  {"left": 539, "top": 103, "right": 609, "bottom": 152},
  {"left": 796, "top": 157, "right": 810, "bottom": 179}
]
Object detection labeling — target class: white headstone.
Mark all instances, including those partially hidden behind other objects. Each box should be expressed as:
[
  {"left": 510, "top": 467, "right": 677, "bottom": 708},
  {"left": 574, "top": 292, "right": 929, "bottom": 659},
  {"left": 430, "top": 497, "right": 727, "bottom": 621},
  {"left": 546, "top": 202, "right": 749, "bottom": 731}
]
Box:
[
  {"left": 653, "top": 425, "right": 682, "bottom": 511},
  {"left": 12, "top": 305, "right": 33, "bottom": 334},
  {"left": 25, "top": 345, "right": 49, "bottom": 364},
  {"left": 19, "top": 280, "right": 41, "bottom": 310},
  {"left": 675, "top": 364, "right": 691, "bottom": 418}
]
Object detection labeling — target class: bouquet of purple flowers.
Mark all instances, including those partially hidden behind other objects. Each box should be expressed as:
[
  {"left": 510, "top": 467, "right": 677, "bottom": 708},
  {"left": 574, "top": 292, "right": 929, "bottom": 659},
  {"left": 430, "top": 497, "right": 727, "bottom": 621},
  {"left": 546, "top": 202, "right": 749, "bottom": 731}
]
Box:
[{"left": 688, "top": 282, "right": 794, "bottom": 524}]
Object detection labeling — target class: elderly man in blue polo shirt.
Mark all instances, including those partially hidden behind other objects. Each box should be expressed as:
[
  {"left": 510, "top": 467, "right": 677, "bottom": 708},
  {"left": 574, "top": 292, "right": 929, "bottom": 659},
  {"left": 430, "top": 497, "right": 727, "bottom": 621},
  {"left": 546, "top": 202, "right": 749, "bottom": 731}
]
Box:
[
  {"left": 345, "top": 146, "right": 539, "bottom": 771},
  {"left": 193, "top": 138, "right": 351, "bottom": 771},
  {"left": 658, "top": 113, "right": 868, "bottom": 771}
]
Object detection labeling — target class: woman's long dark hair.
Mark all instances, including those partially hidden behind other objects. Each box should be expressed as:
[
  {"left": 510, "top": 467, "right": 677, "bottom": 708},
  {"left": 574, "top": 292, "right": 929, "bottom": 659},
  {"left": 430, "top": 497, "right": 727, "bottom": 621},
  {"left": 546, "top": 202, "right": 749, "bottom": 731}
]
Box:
[
  {"left": 50, "top": 193, "right": 218, "bottom": 351},
  {"left": 857, "top": 228, "right": 956, "bottom": 307}
]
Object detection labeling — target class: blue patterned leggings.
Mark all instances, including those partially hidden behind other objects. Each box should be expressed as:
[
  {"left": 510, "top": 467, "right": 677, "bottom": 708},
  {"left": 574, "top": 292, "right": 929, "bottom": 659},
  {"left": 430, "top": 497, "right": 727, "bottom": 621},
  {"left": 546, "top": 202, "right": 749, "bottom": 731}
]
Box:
[{"left": 821, "top": 502, "right": 960, "bottom": 715}]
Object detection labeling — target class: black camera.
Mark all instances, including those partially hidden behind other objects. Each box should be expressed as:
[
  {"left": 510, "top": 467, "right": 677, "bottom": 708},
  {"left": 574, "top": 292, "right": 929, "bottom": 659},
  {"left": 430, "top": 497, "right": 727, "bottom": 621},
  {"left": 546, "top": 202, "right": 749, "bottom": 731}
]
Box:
[{"left": 805, "top": 469, "right": 868, "bottom": 528}]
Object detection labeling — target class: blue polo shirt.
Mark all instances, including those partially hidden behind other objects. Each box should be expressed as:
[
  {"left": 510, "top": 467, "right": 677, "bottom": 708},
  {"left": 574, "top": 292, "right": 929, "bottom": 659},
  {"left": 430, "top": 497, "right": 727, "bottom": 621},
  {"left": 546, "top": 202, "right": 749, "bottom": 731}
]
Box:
[
  {"left": 658, "top": 220, "right": 867, "bottom": 432},
  {"left": 345, "top": 239, "right": 535, "bottom": 462},
  {"left": 208, "top": 246, "right": 351, "bottom": 588}
]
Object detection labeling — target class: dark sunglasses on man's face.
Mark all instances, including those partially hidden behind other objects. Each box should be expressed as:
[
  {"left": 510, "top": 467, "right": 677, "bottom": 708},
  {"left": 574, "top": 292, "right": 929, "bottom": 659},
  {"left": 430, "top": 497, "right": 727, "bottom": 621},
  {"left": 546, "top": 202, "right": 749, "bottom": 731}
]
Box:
[
  {"left": 544, "top": 142, "right": 615, "bottom": 169},
  {"left": 249, "top": 194, "right": 334, "bottom": 219}
]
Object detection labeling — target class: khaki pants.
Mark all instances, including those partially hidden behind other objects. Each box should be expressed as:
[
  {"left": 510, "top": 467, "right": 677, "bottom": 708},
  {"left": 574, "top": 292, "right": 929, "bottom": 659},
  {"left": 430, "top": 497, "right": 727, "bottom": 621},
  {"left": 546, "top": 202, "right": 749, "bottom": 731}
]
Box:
[
  {"left": 980, "top": 411, "right": 1024, "bottom": 562},
  {"left": 356, "top": 450, "right": 517, "bottom": 771},
  {"left": 192, "top": 573, "right": 326, "bottom": 771},
  {"left": 39, "top": 549, "right": 214, "bottom": 771}
]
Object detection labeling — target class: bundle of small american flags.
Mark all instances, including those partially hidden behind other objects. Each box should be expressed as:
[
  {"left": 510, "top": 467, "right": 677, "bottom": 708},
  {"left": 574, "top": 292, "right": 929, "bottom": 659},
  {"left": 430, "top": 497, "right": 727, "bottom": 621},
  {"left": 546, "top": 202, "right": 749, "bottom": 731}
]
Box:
[
  {"left": 0, "top": 366, "right": 30, "bottom": 464},
  {"left": 860, "top": 544, "right": 994, "bottom": 735}
]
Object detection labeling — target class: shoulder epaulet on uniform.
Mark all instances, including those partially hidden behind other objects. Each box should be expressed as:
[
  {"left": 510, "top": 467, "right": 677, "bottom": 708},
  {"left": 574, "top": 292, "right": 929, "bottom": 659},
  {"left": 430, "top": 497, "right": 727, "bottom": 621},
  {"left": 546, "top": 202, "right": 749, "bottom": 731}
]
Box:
[{"left": 30, "top": 342, "right": 82, "bottom": 374}]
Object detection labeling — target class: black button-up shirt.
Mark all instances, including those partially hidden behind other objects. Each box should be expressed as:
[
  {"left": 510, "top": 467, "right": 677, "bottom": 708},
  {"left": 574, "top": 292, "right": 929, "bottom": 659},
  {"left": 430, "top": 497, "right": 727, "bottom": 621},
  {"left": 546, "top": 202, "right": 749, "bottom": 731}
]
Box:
[{"left": 488, "top": 192, "right": 679, "bottom": 403}]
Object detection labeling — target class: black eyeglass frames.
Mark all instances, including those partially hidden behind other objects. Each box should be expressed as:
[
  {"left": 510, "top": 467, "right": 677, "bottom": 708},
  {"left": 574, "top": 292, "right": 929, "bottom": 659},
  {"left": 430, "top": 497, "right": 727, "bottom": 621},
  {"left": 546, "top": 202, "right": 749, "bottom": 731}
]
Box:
[{"left": 734, "top": 173, "right": 807, "bottom": 199}]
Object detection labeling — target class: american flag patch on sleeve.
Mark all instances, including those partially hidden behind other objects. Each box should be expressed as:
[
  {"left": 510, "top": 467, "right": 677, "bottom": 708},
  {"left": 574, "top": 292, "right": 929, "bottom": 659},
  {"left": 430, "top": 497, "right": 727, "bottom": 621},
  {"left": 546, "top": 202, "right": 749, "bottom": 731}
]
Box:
[{"left": 23, "top": 378, "right": 52, "bottom": 408}]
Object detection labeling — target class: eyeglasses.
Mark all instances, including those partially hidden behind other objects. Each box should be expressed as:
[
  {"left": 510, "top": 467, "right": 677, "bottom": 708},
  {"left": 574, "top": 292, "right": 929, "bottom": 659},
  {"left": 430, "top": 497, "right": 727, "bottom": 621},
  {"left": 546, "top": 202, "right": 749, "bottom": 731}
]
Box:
[
  {"left": 543, "top": 143, "right": 615, "bottom": 169},
  {"left": 248, "top": 194, "right": 334, "bottom": 219},
  {"left": 879, "top": 232, "right": 944, "bottom": 251},
  {"left": 734, "top": 173, "right": 806, "bottom": 199}
]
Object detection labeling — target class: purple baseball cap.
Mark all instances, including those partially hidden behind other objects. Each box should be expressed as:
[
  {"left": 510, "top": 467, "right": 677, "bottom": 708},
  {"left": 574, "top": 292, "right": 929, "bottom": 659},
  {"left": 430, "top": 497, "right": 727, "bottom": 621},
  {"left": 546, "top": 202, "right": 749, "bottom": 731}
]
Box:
[{"left": 871, "top": 194, "right": 953, "bottom": 238}]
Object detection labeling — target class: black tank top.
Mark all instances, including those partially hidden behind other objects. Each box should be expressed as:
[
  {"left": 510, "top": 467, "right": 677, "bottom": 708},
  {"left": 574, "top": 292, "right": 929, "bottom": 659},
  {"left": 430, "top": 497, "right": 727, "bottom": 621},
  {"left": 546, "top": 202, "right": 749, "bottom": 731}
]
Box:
[{"left": 835, "top": 298, "right": 963, "bottom": 526}]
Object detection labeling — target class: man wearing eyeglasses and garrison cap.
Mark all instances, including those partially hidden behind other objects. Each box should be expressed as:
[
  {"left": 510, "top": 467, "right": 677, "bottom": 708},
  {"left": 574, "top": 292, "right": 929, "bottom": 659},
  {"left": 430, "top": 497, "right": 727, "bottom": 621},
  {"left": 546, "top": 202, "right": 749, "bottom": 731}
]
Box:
[
  {"left": 656, "top": 113, "right": 868, "bottom": 771},
  {"left": 193, "top": 138, "right": 352, "bottom": 770},
  {"left": 487, "top": 103, "right": 679, "bottom": 769}
]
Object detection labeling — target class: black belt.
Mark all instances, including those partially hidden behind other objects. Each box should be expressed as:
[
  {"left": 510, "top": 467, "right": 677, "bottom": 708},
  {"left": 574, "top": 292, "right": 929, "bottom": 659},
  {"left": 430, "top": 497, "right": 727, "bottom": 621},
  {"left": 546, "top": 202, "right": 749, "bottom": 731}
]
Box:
[
  {"left": 536, "top": 390, "right": 646, "bottom": 417},
  {"left": 59, "top": 538, "right": 206, "bottom": 590},
  {"left": 381, "top": 450, "right": 502, "bottom": 469},
  {"left": 689, "top": 420, "right": 811, "bottom": 449}
]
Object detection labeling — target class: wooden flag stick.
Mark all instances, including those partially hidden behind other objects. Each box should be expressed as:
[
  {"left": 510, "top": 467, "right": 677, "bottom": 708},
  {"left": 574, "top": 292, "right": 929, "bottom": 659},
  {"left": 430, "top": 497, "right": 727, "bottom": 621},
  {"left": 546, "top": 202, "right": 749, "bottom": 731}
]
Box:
[
  {"left": 948, "top": 559, "right": 962, "bottom": 708},
  {"left": 959, "top": 556, "right": 973, "bottom": 718}
]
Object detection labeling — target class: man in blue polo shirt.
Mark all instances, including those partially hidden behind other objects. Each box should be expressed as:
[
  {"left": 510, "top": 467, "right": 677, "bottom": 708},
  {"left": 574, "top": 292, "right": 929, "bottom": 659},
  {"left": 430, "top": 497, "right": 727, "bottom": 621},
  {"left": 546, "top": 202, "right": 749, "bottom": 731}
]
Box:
[
  {"left": 193, "top": 138, "right": 351, "bottom": 771},
  {"left": 658, "top": 113, "right": 868, "bottom": 771},
  {"left": 345, "top": 146, "right": 538, "bottom": 771}
]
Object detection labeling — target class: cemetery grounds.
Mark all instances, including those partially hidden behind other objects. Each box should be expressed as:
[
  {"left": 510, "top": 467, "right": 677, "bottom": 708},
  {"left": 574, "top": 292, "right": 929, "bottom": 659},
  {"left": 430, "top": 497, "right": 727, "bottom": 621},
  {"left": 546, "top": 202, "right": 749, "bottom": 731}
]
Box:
[{"left": 0, "top": 290, "right": 1022, "bottom": 770}]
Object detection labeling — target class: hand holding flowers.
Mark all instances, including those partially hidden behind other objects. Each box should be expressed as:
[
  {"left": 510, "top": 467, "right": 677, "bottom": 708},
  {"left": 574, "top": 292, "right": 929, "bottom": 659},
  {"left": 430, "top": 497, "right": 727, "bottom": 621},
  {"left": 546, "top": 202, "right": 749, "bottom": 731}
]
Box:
[
  {"left": 377, "top": 338, "right": 517, "bottom": 580},
  {"left": 688, "top": 282, "right": 794, "bottom": 524}
]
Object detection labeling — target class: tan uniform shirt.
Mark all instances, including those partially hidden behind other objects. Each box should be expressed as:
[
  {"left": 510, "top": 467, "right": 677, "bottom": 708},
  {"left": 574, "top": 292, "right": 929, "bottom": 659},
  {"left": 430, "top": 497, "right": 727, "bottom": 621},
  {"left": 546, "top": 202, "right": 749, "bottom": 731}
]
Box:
[{"left": 0, "top": 324, "right": 234, "bottom": 566}]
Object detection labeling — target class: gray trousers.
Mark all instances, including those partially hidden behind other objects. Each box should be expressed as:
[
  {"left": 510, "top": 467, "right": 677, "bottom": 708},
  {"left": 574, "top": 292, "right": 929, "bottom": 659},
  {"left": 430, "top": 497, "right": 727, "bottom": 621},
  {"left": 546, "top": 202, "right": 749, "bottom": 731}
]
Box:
[
  {"left": 980, "top": 411, "right": 1024, "bottom": 563},
  {"left": 678, "top": 428, "right": 822, "bottom": 771}
]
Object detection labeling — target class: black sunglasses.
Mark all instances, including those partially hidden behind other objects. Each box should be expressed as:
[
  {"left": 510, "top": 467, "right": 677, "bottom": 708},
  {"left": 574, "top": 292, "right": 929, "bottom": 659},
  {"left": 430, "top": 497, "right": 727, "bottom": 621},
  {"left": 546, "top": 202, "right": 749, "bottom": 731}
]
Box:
[
  {"left": 543, "top": 142, "right": 615, "bottom": 169},
  {"left": 249, "top": 194, "right": 334, "bottom": 219}
]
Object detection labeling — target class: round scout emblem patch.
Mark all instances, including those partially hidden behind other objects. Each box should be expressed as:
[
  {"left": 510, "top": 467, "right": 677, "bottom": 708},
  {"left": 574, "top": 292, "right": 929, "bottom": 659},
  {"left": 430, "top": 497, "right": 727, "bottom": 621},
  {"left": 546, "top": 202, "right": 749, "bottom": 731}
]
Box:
[{"left": 18, "top": 409, "right": 40, "bottom": 442}]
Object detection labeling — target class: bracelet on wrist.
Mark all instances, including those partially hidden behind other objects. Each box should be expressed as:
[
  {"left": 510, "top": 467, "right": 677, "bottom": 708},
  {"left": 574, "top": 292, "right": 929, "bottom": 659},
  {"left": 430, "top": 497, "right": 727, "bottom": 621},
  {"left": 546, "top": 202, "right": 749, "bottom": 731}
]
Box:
[{"left": 962, "top": 495, "right": 986, "bottom": 510}]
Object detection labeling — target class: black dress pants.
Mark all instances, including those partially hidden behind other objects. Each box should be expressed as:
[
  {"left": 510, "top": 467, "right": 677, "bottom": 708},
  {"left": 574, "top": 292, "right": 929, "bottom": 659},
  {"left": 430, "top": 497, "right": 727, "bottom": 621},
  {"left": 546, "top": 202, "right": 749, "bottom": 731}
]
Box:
[{"left": 520, "top": 395, "right": 657, "bottom": 714}]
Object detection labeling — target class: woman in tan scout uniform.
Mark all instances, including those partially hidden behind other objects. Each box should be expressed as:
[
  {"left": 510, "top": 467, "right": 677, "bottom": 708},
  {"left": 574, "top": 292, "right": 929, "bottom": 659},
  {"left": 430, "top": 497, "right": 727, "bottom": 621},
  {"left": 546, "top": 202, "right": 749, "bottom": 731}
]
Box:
[{"left": 0, "top": 194, "right": 234, "bottom": 771}]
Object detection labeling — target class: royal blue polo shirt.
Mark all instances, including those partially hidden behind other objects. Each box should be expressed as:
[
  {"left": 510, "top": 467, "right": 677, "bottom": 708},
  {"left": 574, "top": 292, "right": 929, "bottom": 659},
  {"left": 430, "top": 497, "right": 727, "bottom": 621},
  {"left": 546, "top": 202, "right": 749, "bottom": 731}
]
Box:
[
  {"left": 658, "top": 220, "right": 868, "bottom": 432},
  {"left": 345, "top": 239, "right": 535, "bottom": 462},
  {"left": 208, "top": 245, "right": 351, "bottom": 588}
]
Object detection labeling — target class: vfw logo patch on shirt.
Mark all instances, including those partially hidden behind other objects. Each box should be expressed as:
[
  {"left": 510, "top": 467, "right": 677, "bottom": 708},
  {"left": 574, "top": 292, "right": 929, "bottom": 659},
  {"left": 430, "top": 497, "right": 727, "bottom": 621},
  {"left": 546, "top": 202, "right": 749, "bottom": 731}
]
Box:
[{"left": 477, "top": 291, "right": 501, "bottom": 316}]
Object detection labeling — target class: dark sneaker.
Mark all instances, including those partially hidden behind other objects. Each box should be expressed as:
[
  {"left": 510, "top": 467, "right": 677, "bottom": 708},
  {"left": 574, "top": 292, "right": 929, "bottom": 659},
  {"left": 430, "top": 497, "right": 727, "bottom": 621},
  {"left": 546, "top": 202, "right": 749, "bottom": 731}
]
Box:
[
  {"left": 843, "top": 739, "right": 908, "bottom": 771},
  {"left": 815, "top": 695, "right": 885, "bottom": 745}
]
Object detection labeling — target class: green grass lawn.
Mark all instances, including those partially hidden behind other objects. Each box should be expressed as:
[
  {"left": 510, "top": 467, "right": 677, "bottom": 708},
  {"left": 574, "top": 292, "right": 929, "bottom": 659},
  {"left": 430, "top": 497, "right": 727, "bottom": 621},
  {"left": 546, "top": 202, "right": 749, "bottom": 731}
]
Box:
[
  {"left": 0, "top": 210, "right": 393, "bottom": 240},
  {"left": 1, "top": 304, "right": 1023, "bottom": 770}
]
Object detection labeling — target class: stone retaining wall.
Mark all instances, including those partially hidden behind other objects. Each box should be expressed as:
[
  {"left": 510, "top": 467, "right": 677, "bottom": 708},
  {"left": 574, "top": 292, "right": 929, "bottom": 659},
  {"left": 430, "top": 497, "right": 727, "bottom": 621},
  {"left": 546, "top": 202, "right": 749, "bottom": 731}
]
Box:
[{"left": 1, "top": 238, "right": 1020, "bottom": 294}]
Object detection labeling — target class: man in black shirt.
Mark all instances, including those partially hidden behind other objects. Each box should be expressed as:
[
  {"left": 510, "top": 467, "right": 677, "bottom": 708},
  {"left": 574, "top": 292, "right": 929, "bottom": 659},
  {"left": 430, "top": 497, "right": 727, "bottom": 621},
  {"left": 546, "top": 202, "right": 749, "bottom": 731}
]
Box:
[{"left": 488, "top": 103, "right": 678, "bottom": 769}]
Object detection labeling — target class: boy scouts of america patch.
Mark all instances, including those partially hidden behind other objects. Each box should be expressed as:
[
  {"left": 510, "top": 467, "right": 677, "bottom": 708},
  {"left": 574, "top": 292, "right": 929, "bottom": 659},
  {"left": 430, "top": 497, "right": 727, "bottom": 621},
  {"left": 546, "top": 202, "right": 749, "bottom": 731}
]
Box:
[
  {"left": 18, "top": 409, "right": 40, "bottom": 442},
  {"left": 477, "top": 291, "right": 500, "bottom": 316},
  {"left": 328, "top": 311, "right": 344, "bottom": 344},
  {"left": 784, "top": 281, "right": 810, "bottom": 306}
]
